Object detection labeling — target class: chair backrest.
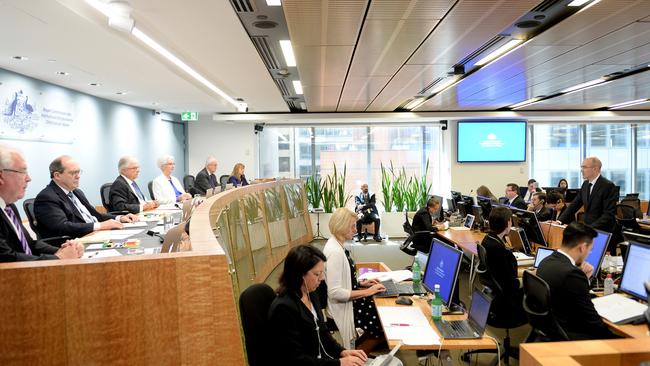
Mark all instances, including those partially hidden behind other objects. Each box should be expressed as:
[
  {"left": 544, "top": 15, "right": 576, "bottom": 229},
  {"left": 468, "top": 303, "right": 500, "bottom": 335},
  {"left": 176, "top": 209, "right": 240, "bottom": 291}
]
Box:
[
  {"left": 22, "top": 198, "right": 40, "bottom": 237},
  {"left": 161, "top": 220, "right": 188, "bottom": 253},
  {"left": 617, "top": 202, "right": 642, "bottom": 219},
  {"left": 239, "top": 283, "right": 276, "bottom": 366},
  {"left": 616, "top": 204, "right": 641, "bottom": 232},
  {"left": 147, "top": 180, "right": 155, "bottom": 200},
  {"left": 183, "top": 174, "right": 195, "bottom": 193},
  {"left": 522, "top": 271, "right": 569, "bottom": 342},
  {"left": 402, "top": 210, "right": 413, "bottom": 235},
  {"left": 219, "top": 174, "right": 230, "bottom": 191},
  {"left": 100, "top": 183, "right": 112, "bottom": 210}
]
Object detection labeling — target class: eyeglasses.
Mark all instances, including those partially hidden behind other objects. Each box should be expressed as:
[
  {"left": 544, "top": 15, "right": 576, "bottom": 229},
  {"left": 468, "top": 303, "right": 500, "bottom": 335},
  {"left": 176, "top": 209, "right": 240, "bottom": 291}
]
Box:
[
  {"left": 580, "top": 165, "right": 594, "bottom": 169},
  {"left": 66, "top": 170, "right": 83, "bottom": 176},
  {"left": 126, "top": 166, "right": 140, "bottom": 170},
  {"left": 2, "top": 168, "right": 28, "bottom": 175}
]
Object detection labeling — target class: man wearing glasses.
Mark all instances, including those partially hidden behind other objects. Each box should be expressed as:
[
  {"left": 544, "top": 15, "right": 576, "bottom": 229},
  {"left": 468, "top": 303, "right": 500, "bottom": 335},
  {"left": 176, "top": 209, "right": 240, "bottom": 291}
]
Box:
[
  {"left": 0, "top": 146, "right": 83, "bottom": 262},
  {"left": 109, "top": 156, "right": 159, "bottom": 214},
  {"left": 34, "top": 155, "right": 138, "bottom": 239},
  {"left": 557, "top": 157, "right": 617, "bottom": 232}
]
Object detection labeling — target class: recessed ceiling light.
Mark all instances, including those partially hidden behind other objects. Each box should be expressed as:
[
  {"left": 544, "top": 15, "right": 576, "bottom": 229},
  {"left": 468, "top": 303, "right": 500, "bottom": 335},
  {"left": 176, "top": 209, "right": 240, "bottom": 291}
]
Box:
[
  {"left": 475, "top": 39, "right": 524, "bottom": 67},
  {"left": 151, "top": 102, "right": 159, "bottom": 105},
  {"left": 292, "top": 80, "right": 303, "bottom": 95},
  {"left": 608, "top": 98, "right": 650, "bottom": 110},
  {"left": 56, "top": 71, "right": 69, "bottom": 76},
  {"left": 279, "top": 40, "right": 296, "bottom": 67},
  {"left": 89, "top": 82, "right": 101, "bottom": 86},
  {"left": 266, "top": 0, "right": 282, "bottom": 6},
  {"left": 12, "top": 56, "right": 28, "bottom": 60},
  {"left": 567, "top": 0, "right": 592, "bottom": 6},
  {"left": 559, "top": 78, "right": 606, "bottom": 94},
  {"left": 47, "top": 59, "right": 56, "bottom": 63}
]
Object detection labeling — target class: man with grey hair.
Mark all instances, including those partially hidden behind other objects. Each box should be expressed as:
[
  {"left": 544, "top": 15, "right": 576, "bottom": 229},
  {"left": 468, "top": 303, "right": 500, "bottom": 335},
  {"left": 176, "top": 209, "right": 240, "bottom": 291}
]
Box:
[
  {"left": 152, "top": 155, "right": 191, "bottom": 204},
  {"left": 194, "top": 156, "right": 218, "bottom": 195},
  {"left": 34, "top": 155, "right": 139, "bottom": 239},
  {"left": 109, "top": 156, "right": 159, "bottom": 213},
  {"left": 557, "top": 156, "right": 617, "bottom": 232},
  {"left": 0, "top": 146, "right": 83, "bottom": 262}
]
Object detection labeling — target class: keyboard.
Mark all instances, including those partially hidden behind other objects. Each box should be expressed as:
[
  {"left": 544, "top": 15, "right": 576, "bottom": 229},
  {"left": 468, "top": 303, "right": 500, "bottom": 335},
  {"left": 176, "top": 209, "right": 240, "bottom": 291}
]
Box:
[
  {"left": 436, "top": 320, "right": 474, "bottom": 338},
  {"left": 376, "top": 280, "right": 423, "bottom": 297}
]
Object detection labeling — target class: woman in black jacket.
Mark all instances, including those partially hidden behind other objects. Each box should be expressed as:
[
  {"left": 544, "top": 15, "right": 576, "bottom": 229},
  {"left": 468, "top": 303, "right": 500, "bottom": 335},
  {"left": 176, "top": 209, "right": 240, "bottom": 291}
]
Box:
[{"left": 268, "top": 245, "right": 367, "bottom": 366}]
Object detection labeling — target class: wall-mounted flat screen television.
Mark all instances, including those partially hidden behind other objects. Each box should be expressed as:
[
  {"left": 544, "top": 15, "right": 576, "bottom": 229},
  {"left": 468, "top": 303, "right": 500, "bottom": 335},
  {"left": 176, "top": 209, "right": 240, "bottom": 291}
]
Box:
[{"left": 457, "top": 121, "right": 527, "bottom": 163}]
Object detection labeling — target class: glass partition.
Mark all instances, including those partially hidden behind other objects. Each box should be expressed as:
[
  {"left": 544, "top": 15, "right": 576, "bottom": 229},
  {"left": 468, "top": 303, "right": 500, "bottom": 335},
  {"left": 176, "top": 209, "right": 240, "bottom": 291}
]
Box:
[
  {"left": 242, "top": 192, "right": 271, "bottom": 276},
  {"left": 284, "top": 183, "right": 308, "bottom": 240},
  {"left": 264, "top": 187, "right": 289, "bottom": 255},
  {"left": 226, "top": 199, "right": 255, "bottom": 290}
]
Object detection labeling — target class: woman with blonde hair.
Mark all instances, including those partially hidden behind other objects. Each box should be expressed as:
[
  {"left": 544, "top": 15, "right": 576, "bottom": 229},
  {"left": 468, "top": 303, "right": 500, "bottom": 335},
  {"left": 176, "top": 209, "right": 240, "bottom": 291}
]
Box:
[
  {"left": 323, "top": 207, "right": 385, "bottom": 352},
  {"left": 477, "top": 185, "right": 497, "bottom": 202},
  {"left": 227, "top": 162, "right": 249, "bottom": 187}
]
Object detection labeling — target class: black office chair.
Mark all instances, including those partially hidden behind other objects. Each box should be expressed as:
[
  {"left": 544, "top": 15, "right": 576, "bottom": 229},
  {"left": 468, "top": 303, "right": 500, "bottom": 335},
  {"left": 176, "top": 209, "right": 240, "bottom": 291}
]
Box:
[
  {"left": 400, "top": 211, "right": 433, "bottom": 255},
  {"left": 616, "top": 204, "right": 650, "bottom": 235},
  {"left": 522, "top": 271, "right": 569, "bottom": 342},
  {"left": 620, "top": 197, "right": 642, "bottom": 218},
  {"left": 99, "top": 183, "right": 128, "bottom": 215},
  {"left": 147, "top": 180, "right": 155, "bottom": 200},
  {"left": 219, "top": 174, "right": 230, "bottom": 191},
  {"left": 183, "top": 174, "right": 196, "bottom": 195},
  {"left": 239, "top": 283, "right": 276, "bottom": 366},
  {"left": 22, "top": 198, "right": 70, "bottom": 245}
]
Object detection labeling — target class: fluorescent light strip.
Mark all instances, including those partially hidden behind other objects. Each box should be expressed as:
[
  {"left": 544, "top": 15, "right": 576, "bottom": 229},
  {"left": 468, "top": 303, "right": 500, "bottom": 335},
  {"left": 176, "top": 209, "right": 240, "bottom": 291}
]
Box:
[
  {"left": 266, "top": 0, "right": 282, "bottom": 5},
  {"left": 404, "top": 98, "right": 426, "bottom": 110},
  {"left": 292, "top": 80, "right": 303, "bottom": 94},
  {"left": 559, "top": 78, "right": 605, "bottom": 94},
  {"left": 430, "top": 76, "right": 460, "bottom": 95},
  {"left": 279, "top": 40, "right": 296, "bottom": 67},
  {"left": 609, "top": 98, "right": 650, "bottom": 110},
  {"left": 510, "top": 97, "right": 544, "bottom": 110},
  {"left": 568, "top": 0, "right": 592, "bottom": 6},
  {"left": 475, "top": 39, "right": 523, "bottom": 67}
]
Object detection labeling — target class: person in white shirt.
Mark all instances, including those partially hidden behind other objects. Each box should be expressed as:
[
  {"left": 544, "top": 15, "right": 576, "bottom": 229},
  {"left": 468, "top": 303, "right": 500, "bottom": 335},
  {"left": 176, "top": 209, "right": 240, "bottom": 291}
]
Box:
[{"left": 151, "top": 155, "right": 192, "bottom": 205}]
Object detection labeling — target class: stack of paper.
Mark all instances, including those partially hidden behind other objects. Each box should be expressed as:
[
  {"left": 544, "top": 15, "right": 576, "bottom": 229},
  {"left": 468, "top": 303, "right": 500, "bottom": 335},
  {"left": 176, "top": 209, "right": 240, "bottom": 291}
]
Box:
[
  {"left": 358, "top": 270, "right": 413, "bottom": 283},
  {"left": 592, "top": 294, "right": 647, "bottom": 324},
  {"left": 376, "top": 306, "right": 441, "bottom": 345},
  {"left": 82, "top": 249, "right": 122, "bottom": 259}
]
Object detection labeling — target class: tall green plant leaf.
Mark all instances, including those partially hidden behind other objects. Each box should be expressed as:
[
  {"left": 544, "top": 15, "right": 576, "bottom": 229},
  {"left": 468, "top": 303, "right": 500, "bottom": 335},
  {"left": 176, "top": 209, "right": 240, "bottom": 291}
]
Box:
[{"left": 380, "top": 162, "right": 393, "bottom": 212}]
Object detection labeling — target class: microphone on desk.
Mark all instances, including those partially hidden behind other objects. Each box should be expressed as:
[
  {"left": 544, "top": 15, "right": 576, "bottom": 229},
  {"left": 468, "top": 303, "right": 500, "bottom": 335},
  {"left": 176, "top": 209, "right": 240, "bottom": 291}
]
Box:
[{"left": 147, "top": 230, "right": 165, "bottom": 243}]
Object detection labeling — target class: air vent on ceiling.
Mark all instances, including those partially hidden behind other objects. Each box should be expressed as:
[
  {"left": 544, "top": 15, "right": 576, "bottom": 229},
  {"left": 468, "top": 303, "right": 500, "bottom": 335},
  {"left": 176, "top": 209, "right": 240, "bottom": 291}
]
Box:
[
  {"left": 230, "top": 0, "right": 255, "bottom": 13},
  {"left": 251, "top": 36, "right": 280, "bottom": 69},
  {"left": 418, "top": 77, "right": 445, "bottom": 95},
  {"left": 286, "top": 100, "right": 297, "bottom": 109},
  {"left": 457, "top": 35, "right": 506, "bottom": 66},
  {"left": 531, "top": 0, "right": 563, "bottom": 12},
  {"left": 274, "top": 79, "right": 291, "bottom": 96}
]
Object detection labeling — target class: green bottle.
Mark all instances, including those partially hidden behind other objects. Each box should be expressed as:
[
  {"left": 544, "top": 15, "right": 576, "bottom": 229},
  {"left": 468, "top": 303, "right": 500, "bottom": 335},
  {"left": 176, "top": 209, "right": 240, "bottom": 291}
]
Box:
[
  {"left": 412, "top": 259, "right": 421, "bottom": 284},
  {"left": 431, "top": 284, "right": 442, "bottom": 321}
]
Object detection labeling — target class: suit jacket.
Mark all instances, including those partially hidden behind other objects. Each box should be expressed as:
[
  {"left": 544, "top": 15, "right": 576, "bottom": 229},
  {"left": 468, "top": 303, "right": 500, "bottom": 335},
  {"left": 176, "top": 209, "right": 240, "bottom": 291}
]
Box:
[
  {"left": 558, "top": 176, "right": 617, "bottom": 230},
  {"left": 508, "top": 195, "right": 528, "bottom": 210},
  {"left": 536, "top": 251, "right": 617, "bottom": 340},
  {"left": 268, "top": 291, "right": 344, "bottom": 366},
  {"left": 354, "top": 191, "right": 378, "bottom": 215},
  {"left": 534, "top": 207, "right": 554, "bottom": 222},
  {"left": 109, "top": 175, "right": 142, "bottom": 214},
  {"left": 481, "top": 234, "right": 525, "bottom": 320},
  {"left": 194, "top": 168, "right": 217, "bottom": 195},
  {"left": 0, "top": 204, "right": 58, "bottom": 262},
  {"left": 34, "top": 181, "right": 115, "bottom": 238},
  {"left": 411, "top": 206, "right": 437, "bottom": 253}
]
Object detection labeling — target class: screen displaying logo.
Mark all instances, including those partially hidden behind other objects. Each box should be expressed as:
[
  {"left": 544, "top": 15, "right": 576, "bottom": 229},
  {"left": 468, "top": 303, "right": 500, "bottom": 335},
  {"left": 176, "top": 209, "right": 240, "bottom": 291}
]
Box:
[{"left": 479, "top": 133, "right": 504, "bottom": 148}]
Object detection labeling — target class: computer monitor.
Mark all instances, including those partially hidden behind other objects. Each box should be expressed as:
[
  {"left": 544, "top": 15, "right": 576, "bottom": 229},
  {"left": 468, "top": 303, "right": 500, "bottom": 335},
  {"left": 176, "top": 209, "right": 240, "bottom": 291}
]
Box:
[
  {"left": 422, "top": 239, "right": 463, "bottom": 307},
  {"left": 510, "top": 207, "right": 547, "bottom": 246},
  {"left": 451, "top": 191, "right": 462, "bottom": 203},
  {"left": 533, "top": 247, "right": 555, "bottom": 268},
  {"left": 471, "top": 205, "right": 484, "bottom": 228},
  {"left": 476, "top": 196, "right": 492, "bottom": 220},
  {"left": 565, "top": 188, "right": 580, "bottom": 203},
  {"left": 541, "top": 187, "right": 562, "bottom": 194},
  {"left": 415, "top": 250, "right": 429, "bottom": 275},
  {"left": 623, "top": 231, "right": 650, "bottom": 245},
  {"left": 585, "top": 229, "right": 611, "bottom": 276},
  {"left": 446, "top": 198, "right": 456, "bottom": 212},
  {"left": 619, "top": 241, "right": 650, "bottom": 301}
]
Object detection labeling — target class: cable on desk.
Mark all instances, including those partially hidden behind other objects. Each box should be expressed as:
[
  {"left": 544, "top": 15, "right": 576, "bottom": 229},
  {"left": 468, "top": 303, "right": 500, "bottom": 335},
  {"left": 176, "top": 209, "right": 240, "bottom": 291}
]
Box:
[{"left": 484, "top": 335, "right": 501, "bottom": 366}]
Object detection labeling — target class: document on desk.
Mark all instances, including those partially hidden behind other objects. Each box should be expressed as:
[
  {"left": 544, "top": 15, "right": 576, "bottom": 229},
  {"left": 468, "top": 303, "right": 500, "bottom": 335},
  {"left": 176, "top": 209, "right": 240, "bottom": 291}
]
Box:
[
  {"left": 359, "top": 270, "right": 413, "bottom": 283},
  {"left": 377, "top": 306, "right": 441, "bottom": 345},
  {"left": 78, "top": 229, "right": 145, "bottom": 242},
  {"left": 592, "top": 294, "right": 647, "bottom": 324},
  {"left": 121, "top": 221, "right": 148, "bottom": 228},
  {"left": 157, "top": 204, "right": 181, "bottom": 210},
  {"left": 83, "top": 249, "right": 122, "bottom": 259}
]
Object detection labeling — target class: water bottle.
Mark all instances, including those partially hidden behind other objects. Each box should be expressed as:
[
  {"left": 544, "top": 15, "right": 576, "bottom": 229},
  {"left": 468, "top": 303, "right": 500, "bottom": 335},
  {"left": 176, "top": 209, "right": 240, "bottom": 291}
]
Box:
[
  {"left": 604, "top": 273, "right": 614, "bottom": 296},
  {"left": 602, "top": 254, "right": 611, "bottom": 272},
  {"left": 412, "top": 259, "right": 421, "bottom": 284},
  {"left": 431, "top": 284, "right": 443, "bottom": 321}
]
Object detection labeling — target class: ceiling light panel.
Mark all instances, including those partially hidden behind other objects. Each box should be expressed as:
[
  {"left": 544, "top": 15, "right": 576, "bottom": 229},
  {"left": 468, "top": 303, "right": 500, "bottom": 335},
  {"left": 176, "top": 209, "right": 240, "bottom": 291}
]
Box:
[{"left": 279, "top": 40, "right": 296, "bottom": 67}]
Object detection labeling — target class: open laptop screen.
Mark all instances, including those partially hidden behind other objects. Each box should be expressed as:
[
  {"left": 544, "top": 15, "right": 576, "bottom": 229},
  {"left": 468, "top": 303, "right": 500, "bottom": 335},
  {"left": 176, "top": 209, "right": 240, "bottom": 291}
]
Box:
[
  {"left": 468, "top": 288, "right": 491, "bottom": 330},
  {"left": 533, "top": 247, "right": 555, "bottom": 268},
  {"left": 585, "top": 229, "right": 611, "bottom": 276},
  {"left": 619, "top": 241, "right": 650, "bottom": 301}
]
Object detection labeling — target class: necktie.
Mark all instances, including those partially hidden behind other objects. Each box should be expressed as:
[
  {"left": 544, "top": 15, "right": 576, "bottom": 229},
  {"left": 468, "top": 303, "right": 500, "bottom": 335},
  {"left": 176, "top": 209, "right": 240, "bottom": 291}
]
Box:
[
  {"left": 131, "top": 181, "right": 146, "bottom": 201},
  {"left": 4, "top": 206, "right": 32, "bottom": 255},
  {"left": 169, "top": 179, "right": 182, "bottom": 199},
  {"left": 587, "top": 182, "right": 593, "bottom": 201},
  {"left": 67, "top": 192, "right": 98, "bottom": 223},
  {"left": 209, "top": 174, "right": 217, "bottom": 188}
]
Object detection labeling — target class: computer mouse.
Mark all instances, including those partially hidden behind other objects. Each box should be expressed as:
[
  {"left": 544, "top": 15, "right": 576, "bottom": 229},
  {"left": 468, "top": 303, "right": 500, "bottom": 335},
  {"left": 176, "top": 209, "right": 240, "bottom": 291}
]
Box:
[{"left": 395, "top": 296, "right": 413, "bottom": 305}]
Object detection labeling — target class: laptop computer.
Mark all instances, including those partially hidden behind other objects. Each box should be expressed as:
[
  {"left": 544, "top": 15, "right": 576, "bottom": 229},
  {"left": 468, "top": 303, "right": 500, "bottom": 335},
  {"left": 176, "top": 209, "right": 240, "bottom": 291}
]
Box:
[
  {"left": 433, "top": 287, "right": 493, "bottom": 339},
  {"left": 532, "top": 247, "right": 555, "bottom": 268},
  {"left": 364, "top": 342, "right": 402, "bottom": 366},
  {"left": 449, "top": 214, "right": 474, "bottom": 231}
]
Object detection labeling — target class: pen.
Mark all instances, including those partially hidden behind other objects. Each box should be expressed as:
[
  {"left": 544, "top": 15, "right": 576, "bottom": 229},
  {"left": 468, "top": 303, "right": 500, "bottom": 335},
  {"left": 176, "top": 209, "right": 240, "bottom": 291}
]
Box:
[{"left": 389, "top": 323, "right": 411, "bottom": 327}]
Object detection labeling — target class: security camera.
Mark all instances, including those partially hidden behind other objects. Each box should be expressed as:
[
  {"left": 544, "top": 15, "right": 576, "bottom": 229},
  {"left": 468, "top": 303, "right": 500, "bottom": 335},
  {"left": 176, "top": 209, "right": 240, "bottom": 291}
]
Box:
[
  {"left": 254, "top": 123, "right": 265, "bottom": 134},
  {"left": 153, "top": 110, "right": 161, "bottom": 115},
  {"left": 440, "top": 120, "right": 448, "bottom": 131}
]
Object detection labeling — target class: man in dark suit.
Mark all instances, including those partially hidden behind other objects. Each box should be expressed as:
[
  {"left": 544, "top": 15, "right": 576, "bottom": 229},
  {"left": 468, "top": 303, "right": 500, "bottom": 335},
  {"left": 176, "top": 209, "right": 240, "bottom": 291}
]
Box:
[
  {"left": 194, "top": 157, "right": 219, "bottom": 195},
  {"left": 504, "top": 183, "right": 527, "bottom": 210},
  {"left": 0, "top": 147, "right": 82, "bottom": 262},
  {"left": 527, "top": 192, "right": 554, "bottom": 222},
  {"left": 410, "top": 197, "right": 443, "bottom": 253},
  {"left": 355, "top": 183, "right": 381, "bottom": 242},
  {"left": 557, "top": 157, "right": 617, "bottom": 231},
  {"left": 34, "top": 155, "right": 138, "bottom": 239},
  {"left": 109, "top": 156, "right": 158, "bottom": 214},
  {"left": 537, "top": 222, "right": 619, "bottom": 340}
]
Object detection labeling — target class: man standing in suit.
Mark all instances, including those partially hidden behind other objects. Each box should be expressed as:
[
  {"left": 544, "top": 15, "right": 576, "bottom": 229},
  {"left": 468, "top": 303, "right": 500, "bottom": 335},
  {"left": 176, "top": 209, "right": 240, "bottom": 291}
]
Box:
[
  {"left": 537, "top": 222, "right": 619, "bottom": 340},
  {"left": 355, "top": 183, "right": 381, "bottom": 242},
  {"left": 109, "top": 156, "right": 158, "bottom": 214},
  {"left": 557, "top": 157, "right": 617, "bottom": 232},
  {"left": 0, "top": 146, "right": 82, "bottom": 262},
  {"left": 194, "top": 157, "right": 218, "bottom": 195},
  {"left": 505, "top": 183, "right": 527, "bottom": 210},
  {"left": 34, "top": 156, "right": 138, "bottom": 239}
]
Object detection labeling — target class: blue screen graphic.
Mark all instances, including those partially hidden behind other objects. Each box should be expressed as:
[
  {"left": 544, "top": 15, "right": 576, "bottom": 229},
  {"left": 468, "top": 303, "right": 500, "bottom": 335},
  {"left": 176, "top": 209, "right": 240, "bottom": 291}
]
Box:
[
  {"left": 423, "top": 239, "right": 462, "bottom": 305},
  {"left": 457, "top": 121, "right": 527, "bottom": 162},
  {"left": 585, "top": 230, "right": 610, "bottom": 274},
  {"left": 620, "top": 242, "right": 650, "bottom": 301}
]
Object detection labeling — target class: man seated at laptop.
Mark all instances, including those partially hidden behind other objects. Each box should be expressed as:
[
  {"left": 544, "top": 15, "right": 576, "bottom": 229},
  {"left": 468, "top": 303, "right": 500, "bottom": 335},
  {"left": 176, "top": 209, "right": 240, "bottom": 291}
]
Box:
[
  {"left": 504, "top": 183, "right": 527, "bottom": 210},
  {"left": 537, "top": 222, "right": 620, "bottom": 340},
  {"left": 546, "top": 192, "right": 567, "bottom": 221},
  {"left": 411, "top": 197, "right": 444, "bottom": 253},
  {"left": 355, "top": 183, "right": 381, "bottom": 242},
  {"left": 527, "top": 192, "right": 553, "bottom": 222}
]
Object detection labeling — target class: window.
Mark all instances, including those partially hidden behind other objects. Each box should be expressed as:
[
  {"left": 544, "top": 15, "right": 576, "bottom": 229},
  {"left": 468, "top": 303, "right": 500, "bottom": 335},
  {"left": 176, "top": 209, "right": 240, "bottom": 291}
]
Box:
[
  {"left": 532, "top": 124, "right": 581, "bottom": 188},
  {"left": 586, "top": 125, "right": 631, "bottom": 196}
]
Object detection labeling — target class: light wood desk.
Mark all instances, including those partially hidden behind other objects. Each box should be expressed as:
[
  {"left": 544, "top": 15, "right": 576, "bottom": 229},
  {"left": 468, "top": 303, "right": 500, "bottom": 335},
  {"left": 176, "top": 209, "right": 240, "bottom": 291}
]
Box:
[{"left": 520, "top": 338, "right": 650, "bottom": 366}]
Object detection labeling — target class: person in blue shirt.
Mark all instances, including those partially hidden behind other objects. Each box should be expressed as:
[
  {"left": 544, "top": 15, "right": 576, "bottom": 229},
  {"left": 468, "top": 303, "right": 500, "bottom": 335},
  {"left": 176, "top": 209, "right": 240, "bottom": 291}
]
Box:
[{"left": 228, "top": 162, "right": 249, "bottom": 187}]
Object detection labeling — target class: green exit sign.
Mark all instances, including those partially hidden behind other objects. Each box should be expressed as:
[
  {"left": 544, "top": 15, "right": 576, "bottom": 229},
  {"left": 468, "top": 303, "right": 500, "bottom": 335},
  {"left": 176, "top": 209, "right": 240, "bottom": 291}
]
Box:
[{"left": 181, "top": 111, "right": 199, "bottom": 121}]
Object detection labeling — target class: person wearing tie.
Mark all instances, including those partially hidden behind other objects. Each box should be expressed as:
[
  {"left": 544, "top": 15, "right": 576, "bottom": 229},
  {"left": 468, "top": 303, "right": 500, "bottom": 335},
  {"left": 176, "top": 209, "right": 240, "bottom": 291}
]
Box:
[
  {"left": 0, "top": 146, "right": 83, "bottom": 262},
  {"left": 34, "top": 156, "right": 139, "bottom": 239},
  {"left": 504, "top": 183, "right": 527, "bottom": 210},
  {"left": 194, "top": 157, "right": 219, "bottom": 195},
  {"left": 557, "top": 157, "right": 617, "bottom": 232},
  {"left": 152, "top": 155, "right": 192, "bottom": 205},
  {"left": 109, "top": 156, "right": 159, "bottom": 214},
  {"left": 354, "top": 183, "right": 381, "bottom": 242}
]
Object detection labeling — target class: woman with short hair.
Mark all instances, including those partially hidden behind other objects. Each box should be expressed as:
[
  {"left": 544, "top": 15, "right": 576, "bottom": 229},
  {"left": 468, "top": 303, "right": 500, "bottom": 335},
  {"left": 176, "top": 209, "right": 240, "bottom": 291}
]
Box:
[{"left": 151, "top": 155, "right": 192, "bottom": 204}]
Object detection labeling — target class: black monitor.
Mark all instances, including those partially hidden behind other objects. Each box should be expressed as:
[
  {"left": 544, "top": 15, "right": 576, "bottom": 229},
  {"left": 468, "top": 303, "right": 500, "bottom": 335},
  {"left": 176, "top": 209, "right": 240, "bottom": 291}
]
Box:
[
  {"left": 585, "top": 229, "right": 611, "bottom": 277},
  {"left": 541, "top": 187, "right": 562, "bottom": 194},
  {"left": 510, "top": 207, "right": 547, "bottom": 246},
  {"left": 623, "top": 231, "right": 650, "bottom": 245},
  {"left": 451, "top": 190, "right": 462, "bottom": 203},
  {"left": 476, "top": 196, "right": 492, "bottom": 220},
  {"left": 446, "top": 198, "right": 456, "bottom": 212},
  {"left": 422, "top": 239, "right": 463, "bottom": 307},
  {"left": 619, "top": 241, "right": 650, "bottom": 301},
  {"left": 472, "top": 205, "right": 484, "bottom": 228},
  {"left": 565, "top": 188, "right": 580, "bottom": 203}
]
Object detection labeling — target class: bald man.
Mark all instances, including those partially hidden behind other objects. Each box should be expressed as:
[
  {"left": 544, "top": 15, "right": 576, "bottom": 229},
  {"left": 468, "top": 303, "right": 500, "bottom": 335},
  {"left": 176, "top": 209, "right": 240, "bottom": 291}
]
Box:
[
  {"left": 557, "top": 157, "right": 617, "bottom": 232},
  {"left": 194, "top": 157, "right": 218, "bottom": 195}
]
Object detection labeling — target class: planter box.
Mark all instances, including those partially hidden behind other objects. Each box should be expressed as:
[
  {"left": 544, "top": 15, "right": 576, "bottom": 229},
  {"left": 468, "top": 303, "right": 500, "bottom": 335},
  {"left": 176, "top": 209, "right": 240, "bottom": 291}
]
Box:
[
  {"left": 381, "top": 211, "right": 415, "bottom": 239},
  {"left": 310, "top": 212, "right": 332, "bottom": 239}
]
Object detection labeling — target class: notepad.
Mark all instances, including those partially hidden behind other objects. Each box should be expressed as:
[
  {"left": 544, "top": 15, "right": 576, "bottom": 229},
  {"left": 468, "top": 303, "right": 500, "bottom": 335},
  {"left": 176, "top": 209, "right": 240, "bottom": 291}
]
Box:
[
  {"left": 592, "top": 293, "right": 647, "bottom": 324},
  {"left": 376, "top": 306, "right": 441, "bottom": 345}
]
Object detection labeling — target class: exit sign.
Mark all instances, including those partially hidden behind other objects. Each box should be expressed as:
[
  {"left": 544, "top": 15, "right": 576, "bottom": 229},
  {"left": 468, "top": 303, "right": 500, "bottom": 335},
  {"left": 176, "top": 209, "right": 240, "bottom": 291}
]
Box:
[{"left": 181, "top": 111, "right": 199, "bottom": 121}]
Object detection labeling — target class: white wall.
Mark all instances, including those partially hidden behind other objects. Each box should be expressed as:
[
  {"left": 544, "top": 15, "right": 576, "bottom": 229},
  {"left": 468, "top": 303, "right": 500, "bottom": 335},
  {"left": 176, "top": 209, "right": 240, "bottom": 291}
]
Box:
[
  {"left": 187, "top": 116, "right": 257, "bottom": 180},
  {"left": 448, "top": 120, "right": 530, "bottom": 198}
]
